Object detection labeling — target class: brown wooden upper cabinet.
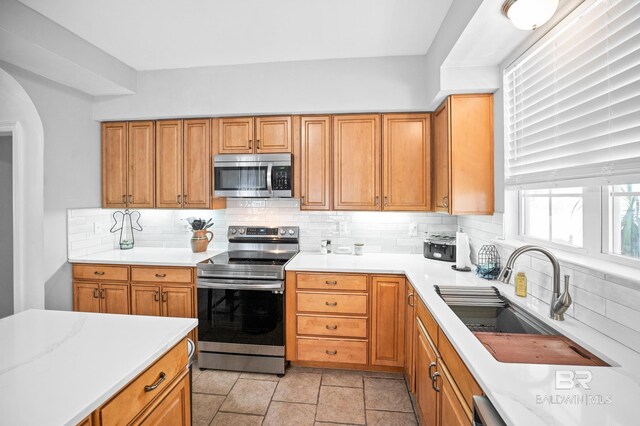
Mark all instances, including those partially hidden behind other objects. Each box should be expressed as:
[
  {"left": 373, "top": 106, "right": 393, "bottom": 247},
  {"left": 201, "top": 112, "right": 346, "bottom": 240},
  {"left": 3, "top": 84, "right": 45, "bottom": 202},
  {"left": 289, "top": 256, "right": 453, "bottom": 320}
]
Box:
[
  {"left": 217, "top": 116, "right": 292, "bottom": 154},
  {"left": 102, "top": 121, "right": 155, "bottom": 208},
  {"left": 433, "top": 94, "right": 494, "bottom": 215},
  {"left": 382, "top": 113, "right": 431, "bottom": 211},
  {"left": 300, "top": 116, "right": 331, "bottom": 210},
  {"left": 333, "top": 114, "right": 381, "bottom": 210},
  {"left": 156, "top": 119, "right": 211, "bottom": 209}
]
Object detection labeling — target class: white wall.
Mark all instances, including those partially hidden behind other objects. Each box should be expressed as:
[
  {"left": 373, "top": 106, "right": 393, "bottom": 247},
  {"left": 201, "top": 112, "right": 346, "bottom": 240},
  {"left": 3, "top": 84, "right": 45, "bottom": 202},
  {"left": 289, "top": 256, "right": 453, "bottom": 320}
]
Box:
[
  {"left": 93, "top": 55, "right": 430, "bottom": 121},
  {"left": 2, "top": 62, "right": 100, "bottom": 311},
  {"left": 0, "top": 135, "right": 12, "bottom": 318}
]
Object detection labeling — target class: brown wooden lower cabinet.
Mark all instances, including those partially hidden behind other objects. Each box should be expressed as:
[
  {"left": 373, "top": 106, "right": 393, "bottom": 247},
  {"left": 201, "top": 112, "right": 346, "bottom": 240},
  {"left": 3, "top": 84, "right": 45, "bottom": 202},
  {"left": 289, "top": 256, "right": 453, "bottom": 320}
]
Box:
[
  {"left": 73, "top": 282, "right": 129, "bottom": 315},
  {"left": 370, "top": 275, "right": 405, "bottom": 367},
  {"left": 130, "top": 284, "right": 194, "bottom": 318},
  {"left": 416, "top": 318, "right": 438, "bottom": 426},
  {"left": 438, "top": 361, "right": 471, "bottom": 426},
  {"left": 90, "top": 338, "right": 190, "bottom": 426},
  {"left": 405, "top": 282, "right": 416, "bottom": 392}
]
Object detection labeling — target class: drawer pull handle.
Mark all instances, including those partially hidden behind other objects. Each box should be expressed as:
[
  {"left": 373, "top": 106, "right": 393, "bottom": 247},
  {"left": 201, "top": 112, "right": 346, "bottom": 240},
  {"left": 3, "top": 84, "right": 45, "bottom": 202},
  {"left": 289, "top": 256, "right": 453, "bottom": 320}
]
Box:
[
  {"left": 155, "top": 273, "right": 167, "bottom": 278},
  {"left": 326, "top": 325, "right": 338, "bottom": 330},
  {"left": 326, "top": 350, "right": 337, "bottom": 355},
  {"left": 325, "top": 301, "right": 337, "bottom": 306},
  {"left": 154, "top": 291, "right": 160, "bottom": 301},
  {"left": 93, "top": 289, "right": 100, "bottom": 298},
  {"left": 94, "top": 271, "right": 105, "bottom": 276},
  {"left": 431, "top": 371, "right": 440, "bottom": 392},
  {"left": 144, "top": 372, "right": 166, "bottom": 392},
  {"left": 428, "top": 361, "right": 436, "bottom": 378},
  {"left": 325, "top": 280, "right": 337, "bottom": 285}
]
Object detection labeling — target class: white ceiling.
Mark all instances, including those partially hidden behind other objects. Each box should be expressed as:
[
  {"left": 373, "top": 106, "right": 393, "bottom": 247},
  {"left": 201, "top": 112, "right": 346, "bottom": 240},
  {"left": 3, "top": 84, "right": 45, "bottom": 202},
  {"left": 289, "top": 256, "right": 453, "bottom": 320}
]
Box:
[
  {"left": 443, "top": 0, "right": 531, "bottom": 67},
  {"left": 18, "top": 0, "right": 453, "bottom": 71}
]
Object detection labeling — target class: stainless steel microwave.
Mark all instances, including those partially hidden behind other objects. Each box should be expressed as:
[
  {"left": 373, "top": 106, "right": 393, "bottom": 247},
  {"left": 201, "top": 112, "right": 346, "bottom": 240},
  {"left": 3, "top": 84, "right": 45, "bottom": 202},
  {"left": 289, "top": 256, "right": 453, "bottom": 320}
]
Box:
[{"left": 213, "top": 153, "right": 293, "bottom": 198}]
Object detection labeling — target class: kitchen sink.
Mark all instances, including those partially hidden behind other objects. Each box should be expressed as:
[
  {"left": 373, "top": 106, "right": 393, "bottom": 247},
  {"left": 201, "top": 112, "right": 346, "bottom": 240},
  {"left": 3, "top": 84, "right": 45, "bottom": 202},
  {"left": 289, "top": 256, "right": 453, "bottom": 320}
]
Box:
[{"left": 435, "top": 286, "right": 609, "bottom": 366}]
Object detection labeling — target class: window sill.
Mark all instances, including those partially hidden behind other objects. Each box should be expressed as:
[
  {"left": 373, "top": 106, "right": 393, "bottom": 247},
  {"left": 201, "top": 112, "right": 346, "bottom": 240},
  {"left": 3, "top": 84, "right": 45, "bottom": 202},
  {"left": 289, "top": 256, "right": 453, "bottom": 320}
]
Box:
[{"left": 492, "top": 238, "right": 640, "bottom": 290}]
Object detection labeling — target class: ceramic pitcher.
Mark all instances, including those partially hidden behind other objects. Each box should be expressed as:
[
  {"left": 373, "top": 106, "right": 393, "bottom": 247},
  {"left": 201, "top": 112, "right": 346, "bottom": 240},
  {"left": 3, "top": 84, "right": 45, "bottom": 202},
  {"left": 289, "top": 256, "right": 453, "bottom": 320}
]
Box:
[{"left": 191, "top": 230, "right": 213, "bottom": 253}]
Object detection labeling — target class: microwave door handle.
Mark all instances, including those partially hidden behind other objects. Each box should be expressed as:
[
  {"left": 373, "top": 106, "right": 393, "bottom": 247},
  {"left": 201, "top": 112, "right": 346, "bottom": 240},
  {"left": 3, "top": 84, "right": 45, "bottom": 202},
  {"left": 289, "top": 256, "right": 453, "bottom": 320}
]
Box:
[{"left": 267, "top": 163, "right": 273, "bottom": 194}]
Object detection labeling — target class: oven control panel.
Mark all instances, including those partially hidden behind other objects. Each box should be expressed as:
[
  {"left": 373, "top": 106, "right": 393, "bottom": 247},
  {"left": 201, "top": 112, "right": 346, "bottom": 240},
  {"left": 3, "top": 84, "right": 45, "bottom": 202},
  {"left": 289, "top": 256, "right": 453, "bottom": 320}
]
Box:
[{"left": 228, "top": 226, "right": 299, "bottom": 239}]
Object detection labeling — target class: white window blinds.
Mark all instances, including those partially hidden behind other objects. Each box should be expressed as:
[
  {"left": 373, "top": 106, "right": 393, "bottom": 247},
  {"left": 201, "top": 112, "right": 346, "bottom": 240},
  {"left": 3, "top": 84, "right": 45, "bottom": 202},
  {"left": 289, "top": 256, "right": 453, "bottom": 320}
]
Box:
[{"left": 504, "top": 0, "right": 640, "bottom": 189}]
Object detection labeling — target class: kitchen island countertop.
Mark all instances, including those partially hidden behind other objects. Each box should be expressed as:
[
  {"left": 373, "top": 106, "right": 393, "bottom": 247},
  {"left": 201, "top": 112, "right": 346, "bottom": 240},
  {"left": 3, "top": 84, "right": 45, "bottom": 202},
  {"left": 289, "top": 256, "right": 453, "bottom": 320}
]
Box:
[{"left": 0, "top": 310, "right": 197, "bottom": 425}]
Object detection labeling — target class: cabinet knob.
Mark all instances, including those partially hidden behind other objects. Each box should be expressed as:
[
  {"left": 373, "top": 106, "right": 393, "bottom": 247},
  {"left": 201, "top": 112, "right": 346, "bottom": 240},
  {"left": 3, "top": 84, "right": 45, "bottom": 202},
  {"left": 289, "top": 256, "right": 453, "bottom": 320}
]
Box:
[
  {"left": 325, "top": 301, "right": 337, "bottom": 306},
  {"left": 325, "top": 350, "right": 338, "bottom": 355}
]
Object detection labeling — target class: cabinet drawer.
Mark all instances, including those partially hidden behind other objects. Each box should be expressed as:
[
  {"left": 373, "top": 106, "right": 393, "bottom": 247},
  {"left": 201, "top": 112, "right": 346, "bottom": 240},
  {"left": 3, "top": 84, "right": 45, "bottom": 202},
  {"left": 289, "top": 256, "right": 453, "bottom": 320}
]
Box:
[
  {"left": 131, "top": 267, "right": 193, "bottom": 284},
  {"left": 297, "top": 292, "right": 367, "bottom": 315},
  {"left": 73, "top": 264, "right": 129, "bottom": 282},
  {"left": 297, "top": 337, "right": 367, "bottom": 364},
  {"left": 297, "top": 273, "right": 367, "bottom": 291},
  {"left": 416, "top": 296, "right": 438, "bottom": 345},
  {"left": 297, "top": 315, "right": 367, "bottom": 338},
  {"left": 99, "top": 338, "right": 188, "bottom": 425}
]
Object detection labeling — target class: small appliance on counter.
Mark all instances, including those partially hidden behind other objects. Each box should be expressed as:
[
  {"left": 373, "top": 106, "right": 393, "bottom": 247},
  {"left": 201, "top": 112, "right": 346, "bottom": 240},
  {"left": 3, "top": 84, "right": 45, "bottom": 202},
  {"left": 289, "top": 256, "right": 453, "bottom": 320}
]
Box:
[{"left": 423, "top": 233, "right": 456, "bottom": 262}]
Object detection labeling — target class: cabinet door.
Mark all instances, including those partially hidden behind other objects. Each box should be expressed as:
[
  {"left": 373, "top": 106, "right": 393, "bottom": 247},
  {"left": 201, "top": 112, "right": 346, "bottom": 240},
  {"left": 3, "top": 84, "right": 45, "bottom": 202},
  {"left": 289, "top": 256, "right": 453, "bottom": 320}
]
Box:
[
  {"left": 218, "top": 117, "right": 254, "bottom": 154},
  {"left": 438, "top": 361, "right": 471, "bottom": 426},
  {"left": 300, "top": 116, "right": 331, "bottom": 210},
  {"left": 136, "top": 371, "right": 191, "bottom": 426},
  {"left": 156, "top": 120, "right": 183, "bottom": 208},
  {"left": 131, "top": 284, "right": 162, "bottom": 316},
  {"left": 449, "top": 94, "right": 494, "bottom": 215},
  {"left": 255, "top": 116, "right": 292, "bottom": 153},
  {"left": 371, "top": 276, "right": 405, "bottom": 367},
  {"left": 100, "top": 283, "right": 130, "bottom": 315},
  {"left": 416, "top": 319, "right": 438, "bottom": 426},
  {"left": 183, "top": 119, "right": 210, "bottom": 208},
  {"left": 433, "top": 100, "right": 450, "bottom": 213},
  {"left": 405, "top": 283, "right": 416, "bottom": 393},
  {"left": 382, "top": 114, "right": 431, "bottom": 211},
  {"left": 128, "top": 121, "right": 155, "bottom": 208},
  {"left": 73, "top": 282, "right": 101, "bottom": 313},
  {"left": 333, "top": 114, "right": 381, "bottom": 210},
  {"left": 102, "top": 122, "right": 128, "bottom": 208},
  {"left": 162, "top": 286, "right": 194, "bottom": 318}
]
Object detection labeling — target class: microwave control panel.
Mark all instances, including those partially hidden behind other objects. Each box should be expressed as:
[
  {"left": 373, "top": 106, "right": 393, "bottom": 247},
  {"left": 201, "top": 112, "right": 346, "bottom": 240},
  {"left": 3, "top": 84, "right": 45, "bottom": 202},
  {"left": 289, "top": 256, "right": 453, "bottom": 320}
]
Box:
[{"left": 272, "top": 166, "right": 292, "bottom": 190}]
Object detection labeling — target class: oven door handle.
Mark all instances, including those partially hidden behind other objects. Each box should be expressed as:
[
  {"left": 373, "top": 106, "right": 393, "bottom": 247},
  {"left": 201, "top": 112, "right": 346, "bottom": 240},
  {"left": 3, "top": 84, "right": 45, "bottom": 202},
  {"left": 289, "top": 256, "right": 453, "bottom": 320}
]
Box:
[{"left": 197, "top": 280, "right": 284, "bottom": 291}]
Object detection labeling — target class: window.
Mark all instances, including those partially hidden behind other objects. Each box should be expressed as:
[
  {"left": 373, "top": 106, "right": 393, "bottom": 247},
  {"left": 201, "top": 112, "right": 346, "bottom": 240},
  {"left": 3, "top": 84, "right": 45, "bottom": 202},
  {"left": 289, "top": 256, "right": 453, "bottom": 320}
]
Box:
[
  {"left": 505, "top": 0, "right": 640, "bottom": 266},
  {"left": 522, "top": 188, "right": 583, "bottom": 247},
  {"left": 608, "top": 184, "right": 640, "bottom": 260}
]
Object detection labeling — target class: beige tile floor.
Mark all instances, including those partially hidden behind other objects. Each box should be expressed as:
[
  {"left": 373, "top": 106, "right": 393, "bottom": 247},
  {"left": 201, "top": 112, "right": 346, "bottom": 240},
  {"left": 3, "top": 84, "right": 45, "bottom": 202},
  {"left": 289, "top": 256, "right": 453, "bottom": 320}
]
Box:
[{"left": 192, "top": 364, "right": 418, "bottom": 426}]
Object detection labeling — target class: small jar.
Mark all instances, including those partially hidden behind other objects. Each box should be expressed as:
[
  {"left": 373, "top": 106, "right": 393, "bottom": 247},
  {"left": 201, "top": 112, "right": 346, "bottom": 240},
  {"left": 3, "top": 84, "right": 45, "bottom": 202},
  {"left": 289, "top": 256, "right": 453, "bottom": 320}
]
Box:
[{"left": 354, "top": 243, "right": 364, "bottom": 256}]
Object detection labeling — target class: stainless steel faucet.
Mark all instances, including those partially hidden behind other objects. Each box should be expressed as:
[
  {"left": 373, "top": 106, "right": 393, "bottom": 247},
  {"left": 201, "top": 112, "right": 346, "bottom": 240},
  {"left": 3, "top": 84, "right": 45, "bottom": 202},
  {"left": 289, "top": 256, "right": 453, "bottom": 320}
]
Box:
[{"left": 498, "top": 245, "right": 572, "bottom": 320}]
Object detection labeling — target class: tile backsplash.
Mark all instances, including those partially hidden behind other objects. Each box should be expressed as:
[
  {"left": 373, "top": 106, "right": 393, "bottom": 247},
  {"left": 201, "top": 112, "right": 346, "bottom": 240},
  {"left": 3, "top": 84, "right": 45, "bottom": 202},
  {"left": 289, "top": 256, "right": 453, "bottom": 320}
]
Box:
[{"left": 68, "top": 202, "right": 640, "bottom": 354}]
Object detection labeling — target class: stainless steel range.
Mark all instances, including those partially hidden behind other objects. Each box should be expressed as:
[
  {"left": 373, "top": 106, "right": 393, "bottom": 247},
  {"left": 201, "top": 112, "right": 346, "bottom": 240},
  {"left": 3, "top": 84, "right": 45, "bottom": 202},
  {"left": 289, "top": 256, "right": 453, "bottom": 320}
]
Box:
[{"left": 196, "top": 226, "right": 299, "bottom": 375}]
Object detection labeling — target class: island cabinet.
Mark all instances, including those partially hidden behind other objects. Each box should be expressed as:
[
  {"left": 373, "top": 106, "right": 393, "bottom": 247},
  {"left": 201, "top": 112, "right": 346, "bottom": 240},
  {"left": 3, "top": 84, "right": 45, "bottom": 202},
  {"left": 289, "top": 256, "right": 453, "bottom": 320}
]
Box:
[
  {"left": 432, "top": 94, "right": 494, "bottom": 215},
  {"left": 89, "top": 338, "right": 191, "bottom": 426},
  {"left": 217, "top": 116, "right": 292, "bottom": 154},
  {"left": 413, "top": 296, "right": 483, "bottom": 426},
  {"left": 102, "top": 121, "right": 155, "bottom": 209},
  {"left": 286, "top": 271, "right": 405, "bottom": 371}
]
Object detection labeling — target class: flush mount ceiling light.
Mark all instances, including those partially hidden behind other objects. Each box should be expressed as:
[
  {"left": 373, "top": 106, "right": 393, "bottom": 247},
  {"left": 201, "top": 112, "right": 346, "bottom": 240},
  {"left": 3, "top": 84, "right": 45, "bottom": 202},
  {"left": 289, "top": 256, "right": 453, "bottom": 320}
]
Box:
[{"left": 502, "top": 0, "right": 559, "bottom": 30}]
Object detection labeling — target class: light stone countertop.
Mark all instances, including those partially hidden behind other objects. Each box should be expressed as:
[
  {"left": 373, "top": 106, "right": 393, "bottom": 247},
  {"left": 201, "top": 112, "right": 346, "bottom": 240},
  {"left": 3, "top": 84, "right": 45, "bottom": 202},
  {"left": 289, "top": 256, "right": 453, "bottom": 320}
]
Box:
[
  {"left": 286, "top": 252, "right": 640, "bottom": 426},
  {"left": 0, "top": 310, "right": 197, "bottom": 426},
  {"left": 68, "top": 247, "right": 224, "bottom": 267}
]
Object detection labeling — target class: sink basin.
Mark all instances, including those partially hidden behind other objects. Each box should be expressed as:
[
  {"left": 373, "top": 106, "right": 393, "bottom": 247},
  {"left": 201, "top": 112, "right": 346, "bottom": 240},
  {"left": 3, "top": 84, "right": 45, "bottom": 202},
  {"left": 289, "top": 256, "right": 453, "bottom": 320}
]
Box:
[
  {"left": 435, "top": 286, "right": 609, "bottom": 366},
  {"left": 447, "top": 302, "right": 559, "bottom": 335}
]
